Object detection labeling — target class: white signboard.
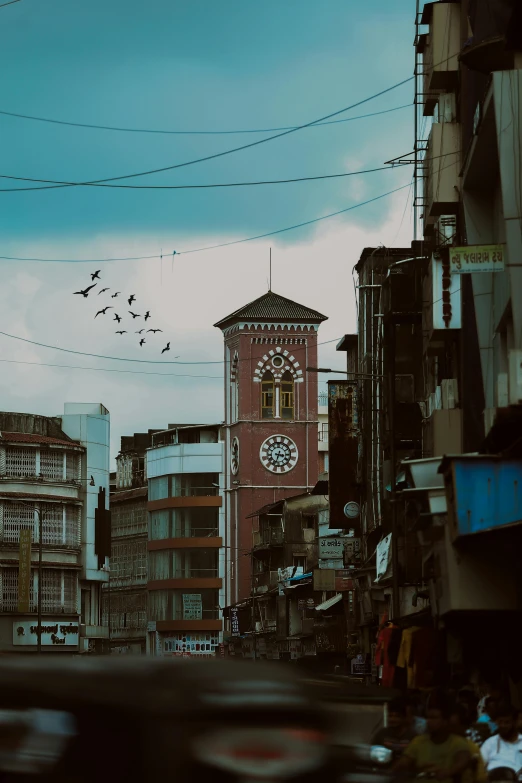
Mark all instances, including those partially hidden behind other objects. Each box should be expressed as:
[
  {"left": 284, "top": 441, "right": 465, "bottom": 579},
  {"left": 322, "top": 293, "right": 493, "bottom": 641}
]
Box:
[
  {"left": 375, "top": 534, "right": 392, "bottom": 583},
  {"left": 318, "top": 558, "right": 346, "bottom": 570},
  {"left": 13, "top": 621, "right": 79, "bottom": 647},
  {"left": 319, "top": 537, "right": 344, "bottom": 560},
  {"left": 182, "top": 594, "right": 202, "bottom": 620},
  {"left": 450, "top": 244, "right": 505, "bottom": 274}
]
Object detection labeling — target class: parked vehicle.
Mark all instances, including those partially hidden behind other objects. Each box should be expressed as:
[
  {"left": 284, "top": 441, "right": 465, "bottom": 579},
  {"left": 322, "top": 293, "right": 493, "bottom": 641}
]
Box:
[{"left": 0, "top": 657, "right": 335, "bottom": 783}]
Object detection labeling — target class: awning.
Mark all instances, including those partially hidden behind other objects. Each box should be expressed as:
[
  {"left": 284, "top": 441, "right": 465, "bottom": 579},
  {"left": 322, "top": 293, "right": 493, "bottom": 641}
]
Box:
[
  {"left": 246, "top": 500, "right": 284, "bottom": 519},
  {"left": 315, "top": 593, "right": 342, "bottom": 612}
]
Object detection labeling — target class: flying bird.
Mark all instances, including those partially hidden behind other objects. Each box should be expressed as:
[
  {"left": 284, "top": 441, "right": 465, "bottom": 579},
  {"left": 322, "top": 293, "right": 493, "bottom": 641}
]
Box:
[
  {"left": 73, "top": 283, "right": 97, "bottom": 298},
  {"left": 144, "top": 311, "right": 151, "bottom": 321},
  {"left": 161, "top": 342, "right": 170, "bottom": 354},
  {"left": 135, "top": 329, "right": 145, "bottom": 334},
  {"left": 128, "top": 295, "right": 136, "bottom": 305},
  {"left": 129, "top": 311, "right": 141, "bottom": 319},
  {"left": 95, "top": 306, "right": 112, "bottom": 318},
  {"left": 115, "top": 330, "right": 127, "bottom": 335},
  {"left": 147, "top": 329, "right": 163, "bottom": 333},
  {"left": 114, "top": 314, "right": 122, "bottom": 323},
  {"left": 98, "top": 287, "right": 110, "bottom": 295},
  {"left": 139, "top": 338, "right": 146, "bottom": 347},
  {"left": 91, "top": 270, "right": 101, "bottom": 281},
  {"left": 111, "top": 292, "right": 120, "bottom": 298}
]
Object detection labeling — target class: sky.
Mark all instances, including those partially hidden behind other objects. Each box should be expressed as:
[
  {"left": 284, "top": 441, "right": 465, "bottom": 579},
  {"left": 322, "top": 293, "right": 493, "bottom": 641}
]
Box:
[{"left": 0, "top": 0, "right": 415, "bottom": 460}]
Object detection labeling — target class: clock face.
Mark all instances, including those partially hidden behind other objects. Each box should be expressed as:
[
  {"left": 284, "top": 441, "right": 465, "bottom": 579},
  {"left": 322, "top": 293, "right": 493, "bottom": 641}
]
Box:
[
  {"left": 231, "top": 437, "right": 240, "bottom": 475},
  {"left": 260, "top": 436, "right": 298, "bottom": 474}
]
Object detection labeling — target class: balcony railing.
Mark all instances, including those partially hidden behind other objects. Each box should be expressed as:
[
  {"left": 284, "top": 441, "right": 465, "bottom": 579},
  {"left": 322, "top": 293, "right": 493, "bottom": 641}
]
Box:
[
  {"left": 173, "top": 609, "right": 220, "bottom": 620},
  {"left": 173, "top": 569, "right": 219, "bottom": 579},
  {"left": 318, "top": 393, "right": 328, "bottom": 406},
  {"left": 173, "top": 527, "right": 219, "bottom": 538},
  {"left": 174, "top": 486, "right": 219, "bottom": 497},
  {"left": 254, "top": 528, "right": 284, "bottom": 547}
]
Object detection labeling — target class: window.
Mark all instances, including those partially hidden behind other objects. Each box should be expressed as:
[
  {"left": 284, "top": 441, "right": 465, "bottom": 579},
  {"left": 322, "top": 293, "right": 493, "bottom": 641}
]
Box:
[
  {"left": 40, "top": 450, "right": 64, "bottom": 480},
  {"left": 280, "top": 371, "right": 294, "bottom": 419},
  {"left": 149, "top": 476, "right": 168, "bottom": 501},
  {"left": 261, "top": 371, "right": 274, "bottom": 418},
  {"left": 5, "top": 447, "right": 36, "bottom": 478},
  {"left": 302, "top": 514, "right": 317, "bottom": 530},
  {"left": 0, "top": 568, "right": 77, "bottom": 613},
  {"left": 293, "top": 556, "right": 307, "bottom": 571}
]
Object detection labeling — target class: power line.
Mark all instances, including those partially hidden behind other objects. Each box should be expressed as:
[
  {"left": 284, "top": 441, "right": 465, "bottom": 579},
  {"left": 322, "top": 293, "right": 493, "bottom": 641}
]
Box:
[
  {"left": 0, "top": 0, "right": 21, "bottom": 7},
  {"left": 0, "top": 149, "right": 458, "bottom": 192},
  {"left": 178, "top": 183, "right": 411, "bottom": 255},
  {"left": 0, "top": 358, "right": 221, "bottom": 378},
  {"left": 0, "top": 181, "right": 410, "bottom": 263},
  {"left": 0, "top": 104, "right": 411, "bottom": 136},
  {"left": 0, "top": 164, "right": 393, "bottom": 192},
  {"left": 0, "top": 333, "right": 343, "bottom": 365},
  {"left": 0, "top": 76, "right": 414, "bottom": 191}
]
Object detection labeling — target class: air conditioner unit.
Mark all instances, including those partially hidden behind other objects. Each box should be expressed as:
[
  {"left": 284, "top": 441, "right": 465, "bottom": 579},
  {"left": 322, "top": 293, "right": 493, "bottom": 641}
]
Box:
[{"left": 508, "top": 350, "right": 522, "bottom": 405}]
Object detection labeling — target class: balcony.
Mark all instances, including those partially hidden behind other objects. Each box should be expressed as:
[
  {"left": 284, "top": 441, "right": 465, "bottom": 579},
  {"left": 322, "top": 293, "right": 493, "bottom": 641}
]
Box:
[
  {"left": 253, "top": 528, "right": 284, "bottom": 548},
  {"left": 420, "top": 2, "right": 460, "bottom": 116},
  {"left": 175, "top": 486, "right": 219, "bottom": 497},
  {"left": 252, "top": 571, "right": 279, "bottom": 594},
  {"left": 173, "top": 568, "right": 219, "bottom": 579},
  {"left": 423, "top": 123, "right": 460, "bottom": 217}
]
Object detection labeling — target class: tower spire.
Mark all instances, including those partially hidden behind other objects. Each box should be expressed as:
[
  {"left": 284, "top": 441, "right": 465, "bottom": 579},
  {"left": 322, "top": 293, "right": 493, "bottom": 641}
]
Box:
[{"left": 269, "top": 247, "right": 272, "bottom": 292}]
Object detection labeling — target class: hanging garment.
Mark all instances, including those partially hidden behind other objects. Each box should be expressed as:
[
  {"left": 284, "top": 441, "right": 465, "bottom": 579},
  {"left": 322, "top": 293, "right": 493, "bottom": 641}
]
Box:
[
  {"left": 396, "top": 626, "right": 420, "bottom": 689},
  {"left": 375, "top": 624, "right": 397, "bottom": 688}
]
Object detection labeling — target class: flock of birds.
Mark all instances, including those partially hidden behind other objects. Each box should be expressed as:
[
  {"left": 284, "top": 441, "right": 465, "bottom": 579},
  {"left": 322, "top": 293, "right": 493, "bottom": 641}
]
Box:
[{"left": 74, "top": 271, "right": 175, "bottom": 354}]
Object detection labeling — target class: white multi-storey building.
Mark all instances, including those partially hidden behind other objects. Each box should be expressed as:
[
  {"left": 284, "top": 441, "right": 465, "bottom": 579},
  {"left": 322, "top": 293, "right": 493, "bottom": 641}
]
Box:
[
  {"left": 0, "top": 403, "right": 110, "bottom": 654},
  {"left": 145, "top": 424, "right": 225, "bottom": 657}
]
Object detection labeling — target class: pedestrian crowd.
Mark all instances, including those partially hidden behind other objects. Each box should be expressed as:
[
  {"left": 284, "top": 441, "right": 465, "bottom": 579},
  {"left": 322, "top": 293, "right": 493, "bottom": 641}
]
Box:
[{"left": 372, "top": 687, "right": 522, "bottom": 783}]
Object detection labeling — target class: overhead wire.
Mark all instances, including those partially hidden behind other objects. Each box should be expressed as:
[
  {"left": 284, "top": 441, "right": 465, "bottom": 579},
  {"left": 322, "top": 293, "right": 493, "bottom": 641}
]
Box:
[
  {"left": 0, "top": 150, "right": 458, "bottom": 192},
  {"left": 0, "top": 333, "right": 343, "bottom": 365},
  {"left": 0, "top": 164, "right": 394, "bottom": 192},
  {"left": 0, "top": 75, "right": 414, "bottom": 191},
  {"left": 0, "top": 358, "right": 222, "bottom": 378},
  {"left": 0, "top": 104, "right": 411, "bottom": 136},
  {"left": 0, "top": 181, "right": 411, "bottom": 263}
]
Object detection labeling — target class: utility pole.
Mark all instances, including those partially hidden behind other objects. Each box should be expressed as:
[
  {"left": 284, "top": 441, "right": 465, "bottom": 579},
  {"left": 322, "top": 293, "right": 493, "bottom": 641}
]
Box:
[
  {"left": 36, "top": 507, "right": 43, "bottom": 653},
  {"left": 388, "top": 322, "right": 400, "bottom": 620}
]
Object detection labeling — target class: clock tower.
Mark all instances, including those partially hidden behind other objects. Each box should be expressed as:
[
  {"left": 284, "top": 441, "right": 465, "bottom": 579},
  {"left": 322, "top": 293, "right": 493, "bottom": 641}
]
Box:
[{"left": 214, "top": 290, "right": 327, "bottom": 605}]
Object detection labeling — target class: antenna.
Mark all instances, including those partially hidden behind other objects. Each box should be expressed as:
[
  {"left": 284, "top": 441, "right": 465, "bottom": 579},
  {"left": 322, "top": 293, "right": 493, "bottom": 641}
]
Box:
[{"left": 269, "top": 247, "right": 272, "bottom": 291}]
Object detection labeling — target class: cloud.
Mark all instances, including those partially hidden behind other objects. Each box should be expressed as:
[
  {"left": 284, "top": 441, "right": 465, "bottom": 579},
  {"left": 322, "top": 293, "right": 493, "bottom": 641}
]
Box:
[{"left": 0, "top": 194, "right": 412, "bottom": 461}]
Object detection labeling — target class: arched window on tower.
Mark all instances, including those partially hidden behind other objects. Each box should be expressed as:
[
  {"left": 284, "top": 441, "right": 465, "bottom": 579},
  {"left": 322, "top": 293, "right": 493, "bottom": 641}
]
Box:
[
  {"left": 261, "top": 371, "right": 275, "bottom": 419},
  {"left": 280, "top": 371, "right": 294, "bottom": 419}
]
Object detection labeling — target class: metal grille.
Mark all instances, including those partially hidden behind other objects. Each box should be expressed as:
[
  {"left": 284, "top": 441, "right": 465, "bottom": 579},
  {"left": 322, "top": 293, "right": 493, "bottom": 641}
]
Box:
[
  {"left": 0, "top": 567, "right": 36, "bottom": 611},
  {"left": 1, "top": 503, "right": 80, "bottom": 547},
  {"left": 111, "top": 540, "right": 147, "bottom": 584},
  {"left": 1, "top": 567, "right": 77, "bottom": 613},
  {"left": 65, "top": 506, "right": 81, "bottom": 547},
  {"left": 2, "top": 502, "right": 35, "bottom": 543},
  {"left": 5, "top": 447, "right": 36, "bottom": 478},
  {"left": 40, "top": 450, "right": 64, "bottom": 480},
  {"left": 65, "top": 452, "right": 80, "bottom": 481},
  {"left": 42, "top": 504, "right": 64, "bottom": 546},
  {"left": 63, "top": 571, "right": 78, "bottom": 613},
  {"left": 41, "top": 569, "right": 78, "bottom": 613},
  {"left": 105, "top": 591, "right": 147, "bottom": 630},
  {"left": 111, "top": 501, "right": 147, "bottom": 538}
]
